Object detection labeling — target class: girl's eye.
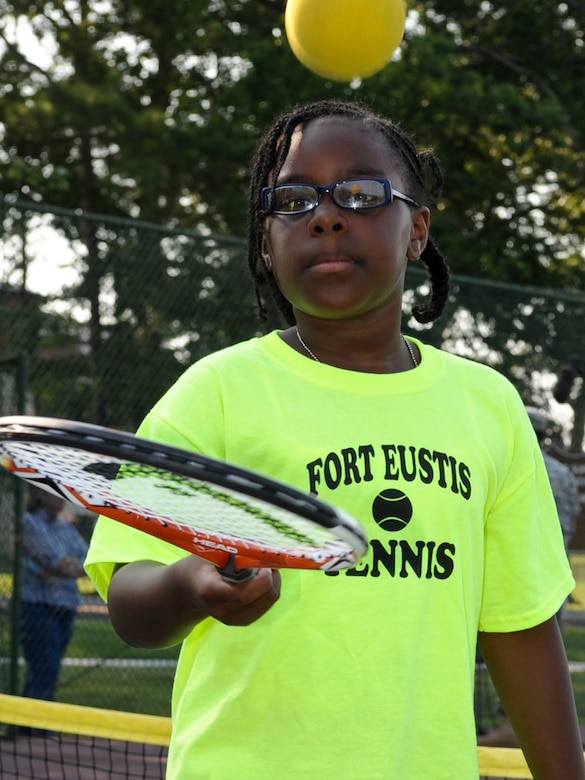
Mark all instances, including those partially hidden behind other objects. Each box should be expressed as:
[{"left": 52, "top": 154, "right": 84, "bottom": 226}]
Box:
[
  {"left": 337, "top": 184, "right": 380, "bottom": 208},
  {"left": 274, "top": 187, "right": 316, "bottom": 213},
  {"left": 285, "top": 198, "right": 309, "bottom": 211}
]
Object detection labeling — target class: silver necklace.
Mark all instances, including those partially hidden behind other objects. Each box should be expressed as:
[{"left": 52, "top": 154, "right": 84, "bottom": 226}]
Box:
[
  {"left": 295, "top": 327, "right": 321, "bottom": 363},
  {"left": 403, "top": 336, "right": 418, "bottom": 368},
  {"left": 295, "top": 327, "right": 418, "bottom": 368}
]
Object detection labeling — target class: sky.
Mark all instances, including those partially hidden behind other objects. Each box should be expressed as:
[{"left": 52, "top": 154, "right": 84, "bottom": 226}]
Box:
[{"left": 1, "top": 17, "right": 76, "bottom": 297}]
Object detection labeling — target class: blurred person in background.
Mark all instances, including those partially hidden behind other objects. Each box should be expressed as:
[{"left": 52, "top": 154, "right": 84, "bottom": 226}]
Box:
[
  {"left": 19, "top": 488, "right": 88, "bottom": 702},
  {"left": 478, "top": 407, "right": 581, "bottom": 748},
  {"left": 526, "top": 408, "right": 581, "bottom": 580}
]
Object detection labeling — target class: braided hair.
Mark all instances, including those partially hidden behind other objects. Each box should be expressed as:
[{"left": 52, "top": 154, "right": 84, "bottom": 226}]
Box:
[{"left": 247, "top": 99, "right": 449, "bottom": 326}]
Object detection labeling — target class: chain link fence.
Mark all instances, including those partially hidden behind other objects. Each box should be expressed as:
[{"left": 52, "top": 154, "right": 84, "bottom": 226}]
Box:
[{"left": 1, "top": 197, "right": 584, "bottom": 717}]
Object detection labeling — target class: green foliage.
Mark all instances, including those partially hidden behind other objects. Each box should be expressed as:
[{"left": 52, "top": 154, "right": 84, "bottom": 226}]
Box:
[
  {"left": 1, "top": 0, "right": 584, "bottom": 430},
  {"left": 2, "top": 0, "right": 582, "bottom": 281}
]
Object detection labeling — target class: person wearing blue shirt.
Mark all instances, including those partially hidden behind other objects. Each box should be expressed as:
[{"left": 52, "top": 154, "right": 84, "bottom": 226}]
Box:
[{"left": 19, "top": 489, "right": 88, "bottom": 701}]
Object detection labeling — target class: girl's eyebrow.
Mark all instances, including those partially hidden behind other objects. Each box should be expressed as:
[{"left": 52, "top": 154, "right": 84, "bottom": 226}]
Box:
[{"left": 276, "top": 166, "right": 387, "bottom": 184}]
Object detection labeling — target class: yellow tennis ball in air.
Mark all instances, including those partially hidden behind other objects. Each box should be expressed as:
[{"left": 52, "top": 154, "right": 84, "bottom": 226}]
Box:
[{"left": 285, "top": 0, "right": 406, "bottom": 81}]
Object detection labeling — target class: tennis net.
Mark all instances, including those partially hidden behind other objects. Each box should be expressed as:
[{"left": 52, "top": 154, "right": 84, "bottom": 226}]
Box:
[
  {"left": 0, "top": 694, "right": 169, "bottom": 779},
  {"left": 0, "top": 692, "right": 538, "bottom": 779}
]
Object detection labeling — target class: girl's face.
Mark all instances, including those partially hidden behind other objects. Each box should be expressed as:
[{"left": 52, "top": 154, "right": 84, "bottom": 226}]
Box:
[{"left": 262, "top": 116, "right": 429, "bottom": 323}]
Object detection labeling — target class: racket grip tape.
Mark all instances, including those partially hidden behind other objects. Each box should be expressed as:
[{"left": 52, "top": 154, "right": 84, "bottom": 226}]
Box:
[{"left": 218, "top": 557, "right": 258, "bottom": 583}]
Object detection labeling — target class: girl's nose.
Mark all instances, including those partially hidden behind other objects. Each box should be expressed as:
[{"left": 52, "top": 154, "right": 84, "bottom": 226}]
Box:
[{"left": 307, "top": 197, "right": 349, "bottom": 234}]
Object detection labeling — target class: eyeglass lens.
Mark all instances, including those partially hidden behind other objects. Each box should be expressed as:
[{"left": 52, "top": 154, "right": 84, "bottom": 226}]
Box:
[{"left": 269, "top": 179, "right": 389, "bottom": 214}]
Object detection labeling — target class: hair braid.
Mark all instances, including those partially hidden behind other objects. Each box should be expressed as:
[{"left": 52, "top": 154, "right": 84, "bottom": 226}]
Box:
[
  {"left": 246, "top": 100, "right": 450, "bottom": 327},
  {"left": 413, "top": 238, "right": 450, "bottom": 324}
]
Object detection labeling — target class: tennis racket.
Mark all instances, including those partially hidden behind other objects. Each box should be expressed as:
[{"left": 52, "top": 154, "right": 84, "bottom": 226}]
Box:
[{"left": 0, "top": 416, "right": 368, "bottom": 581}]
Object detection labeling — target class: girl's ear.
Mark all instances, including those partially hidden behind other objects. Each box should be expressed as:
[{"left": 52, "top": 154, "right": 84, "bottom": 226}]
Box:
[
  {"left": 407, "top": 238, "right": 422, "bottom": 260},
  {"left": 407, "top": 207, "right": 430, "bottom": 260}
]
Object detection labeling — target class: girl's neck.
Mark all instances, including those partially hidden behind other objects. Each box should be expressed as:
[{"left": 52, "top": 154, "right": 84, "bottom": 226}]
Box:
[{"left": 281, "top": 322, "right": 419, "bottom": 374}]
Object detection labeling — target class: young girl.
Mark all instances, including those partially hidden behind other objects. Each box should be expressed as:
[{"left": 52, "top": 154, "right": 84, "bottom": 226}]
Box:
[{"left": 85, "top": 100, "right": 584, "bottom": 779}]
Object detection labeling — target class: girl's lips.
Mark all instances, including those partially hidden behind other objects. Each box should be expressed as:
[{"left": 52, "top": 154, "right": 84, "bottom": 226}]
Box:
[{"left": 309, "top": 254, "right": 356, "bottom": 273}]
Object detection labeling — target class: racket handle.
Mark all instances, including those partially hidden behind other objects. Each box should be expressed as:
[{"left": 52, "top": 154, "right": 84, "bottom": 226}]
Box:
[{"left": 218, "top": 557, "right": 258, "bottom": 583}]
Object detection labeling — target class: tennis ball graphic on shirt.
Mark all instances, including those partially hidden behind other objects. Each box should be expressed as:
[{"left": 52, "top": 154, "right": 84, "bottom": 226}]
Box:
[{"left": 372, "top": 488, "right": 413, "bottom": 531}]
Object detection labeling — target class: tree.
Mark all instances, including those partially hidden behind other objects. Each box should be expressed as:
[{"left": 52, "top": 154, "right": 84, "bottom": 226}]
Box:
[
  {"left": 1, "top": 0, "right": 584, "bottom": 436},
  {"left": 3, "top": 0, "right": 583, "bottom": 283}
]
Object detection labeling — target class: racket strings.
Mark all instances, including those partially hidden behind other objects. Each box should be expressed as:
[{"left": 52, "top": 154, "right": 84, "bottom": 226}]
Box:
[{"left": 3, "top": 442, "right": 348, "bottom": 556}]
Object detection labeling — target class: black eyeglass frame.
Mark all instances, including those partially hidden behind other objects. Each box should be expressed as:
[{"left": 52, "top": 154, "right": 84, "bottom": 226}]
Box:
[{"left": 261, "top": 177, "right": 419, "bottom": 215}]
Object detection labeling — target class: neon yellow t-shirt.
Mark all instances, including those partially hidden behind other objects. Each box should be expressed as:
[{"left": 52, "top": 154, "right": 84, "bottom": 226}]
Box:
[{"left": 85, "top": 333, "right": 573, "bottom": 779}]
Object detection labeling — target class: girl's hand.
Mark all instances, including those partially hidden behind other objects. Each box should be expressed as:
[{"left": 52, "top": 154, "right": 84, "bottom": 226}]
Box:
[
  {"left": 181, "top": 556, "right": 281, "bottom": 626},
  {"left": 108, "top": 557, "right": 281, "bottom": 648}
]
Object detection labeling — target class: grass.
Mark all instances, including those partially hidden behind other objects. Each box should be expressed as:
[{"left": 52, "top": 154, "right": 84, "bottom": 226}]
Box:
[
  {"left": 571, "top": 673, "right": 585, "bottom": 722},
  {"left": 59, "top": 614, "right": 179, "bottom": 716},
  {"left": 564, "top": 623, "right": 585, "bottom": 662},
  {"left": 5, "top": 558, "right": 585, "bottom": 722},
  {"left": 1, "top": 567, "right": 179, "bottom": 716},
  {"left": 474, "top": 619, "right": 585, "bottom": 734},
  {"left": 66, "top": 613, "right": 179, "bottom": 661},
  {"left": 565, "top": 553, "right": 585, "bottom": 721},
  {"left": 61, "top": 611, "right": 585, "bottom": 723},
  {"left": 563, "top": 621, "right": 585, "bottom": 726},
  {"left": 3, "top": 612, "right": 180, "bottom": 717}
]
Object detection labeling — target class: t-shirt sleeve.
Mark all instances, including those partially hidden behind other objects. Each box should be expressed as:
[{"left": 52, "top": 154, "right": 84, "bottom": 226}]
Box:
[
  {"left": 84, "top": 361, "right": 226, "bottom": 601},
  {"left": 478, "top": 395, "right": 575, "bottom": 632}
]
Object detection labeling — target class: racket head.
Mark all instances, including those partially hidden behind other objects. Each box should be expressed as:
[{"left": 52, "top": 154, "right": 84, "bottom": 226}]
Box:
[{"left": 0, "top": 416, "right": 368, "bottom": 576}]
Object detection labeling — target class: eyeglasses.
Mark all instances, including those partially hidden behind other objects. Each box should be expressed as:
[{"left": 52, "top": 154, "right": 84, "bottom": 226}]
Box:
[{"left": 261, "top": 178, "right": 419, "bottom": 215}]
